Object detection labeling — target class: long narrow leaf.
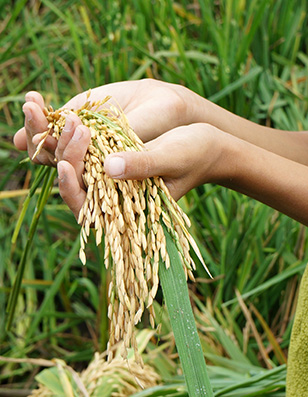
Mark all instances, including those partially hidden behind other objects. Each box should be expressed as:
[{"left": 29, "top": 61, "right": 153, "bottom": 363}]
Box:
[{"left": 160, "top": 225, "right": 213, "bottom": 396}]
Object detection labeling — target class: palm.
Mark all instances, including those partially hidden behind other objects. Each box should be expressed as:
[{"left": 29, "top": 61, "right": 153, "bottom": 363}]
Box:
[
  {"left": 15, "top": 79, "right": 191, "bottom": 168},
  {"left": 66, "top": 79, "right": 189, "bottom": 142}
]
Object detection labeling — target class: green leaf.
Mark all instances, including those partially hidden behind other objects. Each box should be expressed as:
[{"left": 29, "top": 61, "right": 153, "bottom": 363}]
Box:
[
  {"left": 35, "top": 367, "right": 67, "bottom": 397},
  {"left": 159, "top": 225, "right": 213, "bottom": 397}
]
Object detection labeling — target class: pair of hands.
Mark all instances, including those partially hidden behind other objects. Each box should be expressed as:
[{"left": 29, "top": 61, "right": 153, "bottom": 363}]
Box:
[{"left": 14, "top": 79, "right": 230, "bottom": 219}]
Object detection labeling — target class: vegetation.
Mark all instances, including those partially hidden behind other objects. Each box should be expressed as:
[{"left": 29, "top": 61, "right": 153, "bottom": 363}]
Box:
[{"left": 1, "top": 0, "right": 307, "bottom": 395}]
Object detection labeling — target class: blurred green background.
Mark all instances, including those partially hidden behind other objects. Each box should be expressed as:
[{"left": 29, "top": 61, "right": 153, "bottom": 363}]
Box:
[{"left": 1, "top": 0, "right": 308, "bottom": 395}]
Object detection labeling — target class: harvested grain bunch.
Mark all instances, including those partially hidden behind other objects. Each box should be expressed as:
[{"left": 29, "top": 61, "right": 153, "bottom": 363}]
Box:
[{"left": 33, "top": 93, "right": 211, "bottom": 364}]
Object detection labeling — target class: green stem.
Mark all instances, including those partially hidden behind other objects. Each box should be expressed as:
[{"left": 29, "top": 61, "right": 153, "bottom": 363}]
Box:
[
  {"left": 11, "top": 165, "right": 50, "bottom": 244},
  {"left": 6, "top": 168, "right": 57, "bottom": 331}
]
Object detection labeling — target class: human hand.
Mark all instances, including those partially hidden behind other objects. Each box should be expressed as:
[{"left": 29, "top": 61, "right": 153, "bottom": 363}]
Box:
[
  {"left": 14, "top": 79, "right": 202, "bottom": 164},
  {"left": 14, "top": 91, "right": 56, "bottom": 166},
  {"left": 14, "top": 80, "right": 229, "bottom": 219},
  {"left": 56, "top": 121, "right": 235, "bottom": 219}
]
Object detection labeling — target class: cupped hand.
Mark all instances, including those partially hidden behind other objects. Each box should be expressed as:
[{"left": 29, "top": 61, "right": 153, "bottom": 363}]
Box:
[
  {"left": 65, "top": 79, "right": 199, "bottom": 142},
  {"left": 14, "top": 79, "right": 227, "bottom": 219},
  {"left": 14, "top": 79, "right": 200, "bottom": 166},
  {"left": 56, "top": 122, "right": 234, "bottom": 219},
  {"left": 105, "top": 123, "right": 232, "bottom": 200}
]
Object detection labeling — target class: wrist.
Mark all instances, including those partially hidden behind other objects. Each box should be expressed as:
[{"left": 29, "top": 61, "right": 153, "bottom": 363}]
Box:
[
  {"left": 175, "top": 85, "right": 208, "bottom": 126},
  {"left": 188, "top": 91, "right": 216, "bottom": 126},
  {"left": 204, "top": 127, "right": 240, "bottom": 187},
  {"left": 189, "top": 91, "right": 238, "bottom": 133}
]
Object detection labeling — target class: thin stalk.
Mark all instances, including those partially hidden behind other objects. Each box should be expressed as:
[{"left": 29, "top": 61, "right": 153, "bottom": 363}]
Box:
[
  {"left": 11, "top": 165, "right": 50, "bottom": 244},
  {"left": 6, "top": 168, "right": 57, "bottom": 331}
]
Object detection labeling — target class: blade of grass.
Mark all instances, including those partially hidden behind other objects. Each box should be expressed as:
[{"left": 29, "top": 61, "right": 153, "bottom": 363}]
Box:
[
  {"left": 130, "top": 42, "right": 185, "bottom": 81},
  {"left": 193, "top": 295, "right": 253, "bottom": 366},
  {"left": 235, "top": 289, "right": 272, "bottom": 369},
  {"left": 250, "top": 304, "right": 287, "bottom": 365},
  {"left": 0, "top": 66, "right": 45, "bottom": 112},
  {"left": 66, "top": 10, "right": 92, "bottom": 88},
  {"left": 214, "top": 364, "right": 286, "bottom": 396},
  {"left": 235, "top": 0, "right": 269, "bottom": 68},
  {"left": 132, "top": 383, "right": 187, "bottom": 397},
  {"left": 25, "top": 236, "right": 80, "bottom": 340},
  {"left": 223, "top": 261, "right": 306, "bottom": 307},
  {"left": 0, "top": 0, "right": 28, "bottom": 40},
  {"left": 208, "top": 66, "right": 263, "bottom": 103},
  {"left": 160, "top": 224, "right": 213, "bottom": 397}
]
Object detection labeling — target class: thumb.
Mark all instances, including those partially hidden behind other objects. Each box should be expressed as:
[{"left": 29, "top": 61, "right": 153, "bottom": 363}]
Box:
[{"left": 104, "top": 150, "right": 165, "bottom": 180}]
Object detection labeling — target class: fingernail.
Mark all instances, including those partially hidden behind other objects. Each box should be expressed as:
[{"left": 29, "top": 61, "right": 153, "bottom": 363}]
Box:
[
  {"left": 25, "top": 93, "right": 35, "bottom": 102},
  {"left": 32, "top": 133, "right": 43, "bottom": 145},
  {"left": 57, "top": 162, "right": 65, "bottom": 181},
  {"left": 106, "top": 156, "right": 125, "bottom": 177},
  {"left": 63, "top": 116, "right": 74, "bottom": 133},
  {"left": 72, "top": 126, "right": 83, "bottom": 141},
  {"left": 23, "top": 107, "right": 32, "bottom": 121}
]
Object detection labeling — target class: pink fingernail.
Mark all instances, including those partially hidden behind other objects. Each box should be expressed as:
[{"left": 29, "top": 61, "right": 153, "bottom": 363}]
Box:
[
  {"left": 25, "top": 93, "right": 35, "bottom": 102},
  {"left": 106, "top": 156, "right": 125, "bottom": 177},
  {"left": 72, "top": 126, "right": 83, "bottom": 141},
  {"left": 57, "top": 162, "right": 65, "bottom": 181},
  {"left": 63, "top": 116, "right": 74, "bottom": 133},
  {"left": 23, "top": 107, "right": 32, "bottom": 121}
]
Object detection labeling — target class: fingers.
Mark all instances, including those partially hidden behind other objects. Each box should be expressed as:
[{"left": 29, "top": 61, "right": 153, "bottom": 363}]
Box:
[
  {"left": 57, "top": 160, "right": 86, "bottom": 219},
  {"left": 64, "top": 80, "right": 188, "bottom": 143},
  {"left": 32, "top": 133, "right": 58, "bottom": 152},
  {"left": 104, "top": 126, "right": 191, "bottom": 181},
  {"left": 56, "top": 119, "right": 91, "bottom": 187},
  {"left": 23, "top": 101, "right": 48, "bottom": 140},
  {"left": 25, "top": 91, "right": 45, "bottom": 109},
  {"left": 123, "top": 81, "right": 189, "bottom": 142},
  {"left": 125, "top": 101, "right": 176, "bottom": 142},
  {"left": 104, "top": 151, "right": 160, "bottom": 180},
  {"left": 13, "top": 92, "right": 58, "bottom": 166},
  {"left": 14, "top": 127, "right": 28, "bottom": 151},
  {"left": 23, "top": 101, "right": 57, "bottom": 164},
  {"left": 14, "top": 91, "right": 48, "bottom": 152},
  {"left": 104, "top": 123, "right": 219, "bottom": 201},
  {"left": 56, "top": 114, "right": 83, "bottom": 159},
  {"left": 64, "top": 80, "right": 139, "bottom": 111},
  {"left": 104, "top": 149, "right": 180, "bottom": 200},
  {"left": 14, "top": 125, "right": 55, "bottom": 153},
  {"left": 104, "top": 131, "right": 183, "bottom": 198}
]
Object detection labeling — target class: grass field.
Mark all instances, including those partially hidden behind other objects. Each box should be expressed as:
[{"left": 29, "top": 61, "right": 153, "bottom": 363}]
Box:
[{"left": 1, "top": 0, "right": 308, "bottom": 395}]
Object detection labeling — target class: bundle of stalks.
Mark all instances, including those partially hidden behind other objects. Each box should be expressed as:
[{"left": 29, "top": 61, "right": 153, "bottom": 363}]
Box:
[{"left": 34, "top": 93, "right": 211, "bottom": 365}]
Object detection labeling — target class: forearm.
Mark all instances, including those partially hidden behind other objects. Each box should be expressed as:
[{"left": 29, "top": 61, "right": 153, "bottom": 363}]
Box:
[
  {"left": 223, "top": 136, "right": 308, "bottom": 226},
  {"left": 191, "top": 92, "right": 308, "bottom": 166}
]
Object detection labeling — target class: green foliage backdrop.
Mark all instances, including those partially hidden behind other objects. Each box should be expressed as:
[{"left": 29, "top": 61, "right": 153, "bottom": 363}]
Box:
[{"left": 1, "top": 0, "right": 308, "bottom": 395}]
